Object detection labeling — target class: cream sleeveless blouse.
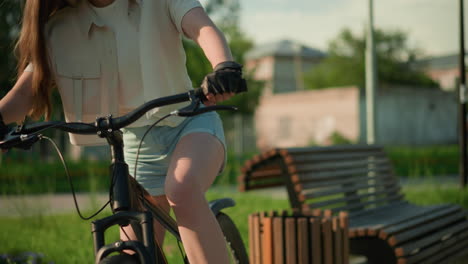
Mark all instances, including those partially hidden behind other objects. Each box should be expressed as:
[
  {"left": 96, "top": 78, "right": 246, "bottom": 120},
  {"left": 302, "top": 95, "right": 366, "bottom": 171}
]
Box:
[{"left": 27, "top": 0, "right": 202, "bottom": 145}]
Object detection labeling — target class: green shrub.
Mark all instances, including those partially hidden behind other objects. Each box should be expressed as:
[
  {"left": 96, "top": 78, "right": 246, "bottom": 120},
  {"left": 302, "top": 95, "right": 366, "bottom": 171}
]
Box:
[
  {"left": 329, "top": 131, "right": 354, "bottom": 145},
  {"left": 0, "top": 150, "right": 253, "bottom": 194},
  {"left": 0, "top": 159, "right": 109, "bottom": 195},
  {"left": 1, "top": 145, "right": 461, "bottom": 194},
  {"left": 404, "top": 184, "right": 468, "bottom": 209},
  {"left": 385, "top": 145, "right": 459, "bottom": 178}
]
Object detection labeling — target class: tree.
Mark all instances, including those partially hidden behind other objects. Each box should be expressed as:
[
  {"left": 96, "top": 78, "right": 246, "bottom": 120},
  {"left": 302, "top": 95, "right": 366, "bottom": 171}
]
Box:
[
  {"left": 304, "top": 28, "right": 438, "bottom": 90},
  {"left": 184, "top": 0, "right": 250, "bottom": 85},
  {"left": 183, "top": 0, "right": 262, "bottom": 115},
  {"left": 0, "top": 0, "right": 22, "bottom": 97}
]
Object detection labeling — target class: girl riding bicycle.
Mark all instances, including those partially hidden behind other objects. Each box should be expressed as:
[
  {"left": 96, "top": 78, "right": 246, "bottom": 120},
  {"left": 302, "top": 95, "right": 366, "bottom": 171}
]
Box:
[{"left": 0, "top": 0, "right": 247, "bottom": 263}]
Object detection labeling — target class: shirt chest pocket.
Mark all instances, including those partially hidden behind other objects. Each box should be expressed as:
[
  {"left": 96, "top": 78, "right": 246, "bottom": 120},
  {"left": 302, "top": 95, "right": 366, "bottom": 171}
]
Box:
[{"left": 54, "top": 60, "right": 102, "bottom": 122}]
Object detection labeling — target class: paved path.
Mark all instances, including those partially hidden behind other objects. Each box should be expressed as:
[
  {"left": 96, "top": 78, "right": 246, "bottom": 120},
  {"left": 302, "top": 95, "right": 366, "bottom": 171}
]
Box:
[
  {"left": 0, "top": 193, "right": 111, "bottom": 217},
  {"left": 0, "top": 185, "right": 289, "bottom": 217}
]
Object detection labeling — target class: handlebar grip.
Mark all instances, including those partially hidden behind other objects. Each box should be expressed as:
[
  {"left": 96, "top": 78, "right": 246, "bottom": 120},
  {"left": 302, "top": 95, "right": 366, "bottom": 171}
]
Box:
[
  {"left": 0, "top": 138, "right": 18, "bottom": 150},
  {"left": 0, "top": 133, "right": 39, "bottom": 150},
  {"left": 193, "top": 80, "right": 246, "bottom": 102},
  {"left": 238, "top": 78, "right": 248, "bottom": 93},
  {"left": 194, "top": 88, "right": 208, "bottom": 101}
]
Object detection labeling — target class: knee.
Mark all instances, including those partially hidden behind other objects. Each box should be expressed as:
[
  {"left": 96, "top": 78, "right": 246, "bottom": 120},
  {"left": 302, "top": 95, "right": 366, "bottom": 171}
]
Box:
[{"left": 165, "top": 177, "right": 203, "bottom": 207}]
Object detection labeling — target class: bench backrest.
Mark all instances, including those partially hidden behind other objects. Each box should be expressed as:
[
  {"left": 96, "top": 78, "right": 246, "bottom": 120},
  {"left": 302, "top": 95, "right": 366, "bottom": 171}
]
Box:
[{"left": 239, "top": 145, "right": 404, "bottom": 215}]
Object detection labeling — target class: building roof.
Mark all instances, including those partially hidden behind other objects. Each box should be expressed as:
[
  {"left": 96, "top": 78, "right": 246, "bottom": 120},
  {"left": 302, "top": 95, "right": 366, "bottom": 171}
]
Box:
[{"left": 245, "top": 39, "right": 326, "bottom": 60}]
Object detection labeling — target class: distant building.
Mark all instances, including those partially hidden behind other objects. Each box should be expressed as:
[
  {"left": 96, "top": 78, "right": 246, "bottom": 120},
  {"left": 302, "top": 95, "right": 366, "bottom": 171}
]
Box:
[
  {"left": 246, "top": 40, "right": 458, "bottom": 149},
  {"left": 414, "top": 54, "right": 463, "bottom": 91},
  {"left": 245, "top": 39, "right": 326, "bottom": 95},
  {"left": 255, "top": 85, "right": 457, "bottom": 150},
  {"left": 255, "top": 86, "right": 360, "bottom": 149}
]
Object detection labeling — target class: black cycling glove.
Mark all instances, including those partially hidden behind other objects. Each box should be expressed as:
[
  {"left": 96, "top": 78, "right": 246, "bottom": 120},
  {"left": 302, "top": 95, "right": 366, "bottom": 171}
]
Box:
[{"left": 201, "top": 61, "right": 248, "bottom": 96}]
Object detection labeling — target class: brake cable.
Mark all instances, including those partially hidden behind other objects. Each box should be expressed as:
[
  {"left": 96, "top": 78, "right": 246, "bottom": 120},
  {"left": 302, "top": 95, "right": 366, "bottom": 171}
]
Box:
[{"left": 41, "top": 136, "right": 110, "bottom": 220}]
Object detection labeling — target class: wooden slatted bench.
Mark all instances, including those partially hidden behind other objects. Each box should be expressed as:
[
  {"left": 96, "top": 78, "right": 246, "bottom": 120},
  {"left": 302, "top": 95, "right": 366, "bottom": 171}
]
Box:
[{"left": 238, "top": 145, "right": 468, "bottom": 264}]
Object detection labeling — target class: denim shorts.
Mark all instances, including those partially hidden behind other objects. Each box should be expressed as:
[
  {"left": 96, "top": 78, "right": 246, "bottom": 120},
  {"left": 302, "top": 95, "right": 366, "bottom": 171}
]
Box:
[{"left": 122, "top": 112, "right": 226, "bottom": 196}]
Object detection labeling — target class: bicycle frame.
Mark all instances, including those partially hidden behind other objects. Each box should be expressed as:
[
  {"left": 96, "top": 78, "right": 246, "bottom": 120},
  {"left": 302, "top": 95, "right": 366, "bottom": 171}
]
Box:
[
  {"left": 91, "top": 129, "right": 160, "bottom": 263},
  {"left": 89, "top": 128, "right": 236, "bottom": 264}
]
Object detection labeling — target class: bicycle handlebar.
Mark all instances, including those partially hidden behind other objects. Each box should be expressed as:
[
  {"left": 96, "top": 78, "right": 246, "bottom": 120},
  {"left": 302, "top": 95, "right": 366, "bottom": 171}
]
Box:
[{"left": 0, "top": 88, "right": 236, "bottom": 150}]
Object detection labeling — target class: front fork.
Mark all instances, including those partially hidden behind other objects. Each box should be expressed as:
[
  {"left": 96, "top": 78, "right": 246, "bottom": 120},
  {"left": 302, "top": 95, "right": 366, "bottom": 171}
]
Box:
[
  {"left": 92, "top": 211, "right": 157, "bottom": 264},
  {"left": 91, "top": 198, "right": 235, "bottom": 263}
]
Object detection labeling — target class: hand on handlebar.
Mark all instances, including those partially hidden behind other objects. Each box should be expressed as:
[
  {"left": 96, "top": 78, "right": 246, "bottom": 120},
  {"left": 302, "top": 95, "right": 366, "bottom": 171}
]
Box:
[
  {"left": 201, "top": 61, "right": 248, "bottom": 106},
  {"left": 0, "top": 127, "right": 41, "bottom": 151}
]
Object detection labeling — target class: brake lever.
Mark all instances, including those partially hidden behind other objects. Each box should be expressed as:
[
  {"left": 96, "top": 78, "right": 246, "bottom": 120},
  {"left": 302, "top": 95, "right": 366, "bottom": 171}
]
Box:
[
  {"left": 172, "top": 89, "right": 238, "bottom": 117},
  {"left": 0, "top": 128, "right": 41, "bottom": 150},
  {"left": 18, "top": 134, "right": 42, "bottom": 150},
  {"left": 176, "top": 91, "right": 202, "bottom": 117},
  {"left": 176, "top": 105, "right": 238, "bottom": 117}
]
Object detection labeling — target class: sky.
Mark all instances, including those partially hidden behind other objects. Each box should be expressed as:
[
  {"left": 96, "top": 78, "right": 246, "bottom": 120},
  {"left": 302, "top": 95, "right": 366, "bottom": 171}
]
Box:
[{"left": 203, "top": 0, "right": 464, "bottom": 58}]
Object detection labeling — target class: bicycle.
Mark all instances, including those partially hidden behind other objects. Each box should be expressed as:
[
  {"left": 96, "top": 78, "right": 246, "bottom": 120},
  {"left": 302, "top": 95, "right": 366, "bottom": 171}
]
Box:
[{"left": 0, "top": 88, "right": 249, "bottom": 264}]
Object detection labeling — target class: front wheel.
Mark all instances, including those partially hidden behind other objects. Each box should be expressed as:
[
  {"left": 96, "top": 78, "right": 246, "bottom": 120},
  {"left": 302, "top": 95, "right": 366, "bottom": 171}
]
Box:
[
  {"left": 216, "top": 212, "right": 249, "bottom": 264},
  {"left": 97, "top": 241, "right": 166, "bottom": 264},
  {"left": 99, "top": 254, "right": 139, "bottom": 264}
]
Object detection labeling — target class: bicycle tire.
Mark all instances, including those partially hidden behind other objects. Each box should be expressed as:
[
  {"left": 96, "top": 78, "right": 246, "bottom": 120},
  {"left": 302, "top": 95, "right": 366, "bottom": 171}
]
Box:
[
  {"left": 99, "top": 254, "right": 139, "bottom": 264},
  {"left": 216, "top": 212, "right": 249, "bottom": 264},
  {"left": 98, "top": 244, "right": 166, "bottom": 264}
]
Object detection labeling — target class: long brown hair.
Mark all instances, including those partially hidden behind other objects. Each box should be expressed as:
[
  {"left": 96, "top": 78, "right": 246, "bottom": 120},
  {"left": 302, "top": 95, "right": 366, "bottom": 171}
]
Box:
[{"left": 15, "top": 0, "right": 68, "bottom": 120}]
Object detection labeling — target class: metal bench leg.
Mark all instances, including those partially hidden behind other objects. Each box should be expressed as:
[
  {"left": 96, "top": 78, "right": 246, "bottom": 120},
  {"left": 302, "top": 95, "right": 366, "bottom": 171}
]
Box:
[{"left": 350, "top": 237, "right": 396, "bottom": 264}]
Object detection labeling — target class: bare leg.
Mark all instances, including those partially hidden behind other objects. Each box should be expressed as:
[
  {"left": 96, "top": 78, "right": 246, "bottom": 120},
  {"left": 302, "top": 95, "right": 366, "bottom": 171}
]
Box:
[{"left": 165, "top": 132, "right": 229, "bottom": 264}]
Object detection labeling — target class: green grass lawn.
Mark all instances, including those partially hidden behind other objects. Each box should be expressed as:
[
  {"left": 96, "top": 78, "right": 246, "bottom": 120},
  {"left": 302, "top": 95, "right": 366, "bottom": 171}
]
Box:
[
  {"left": 0, "top": 190, "right": 290, "bottom": 264},
  {"left": 1, "top": 185, "right": 467, "bottom": 263},
  {"left": 403, "top": 183, "right": 468, "bottom": 208}
]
